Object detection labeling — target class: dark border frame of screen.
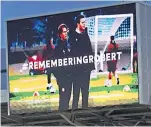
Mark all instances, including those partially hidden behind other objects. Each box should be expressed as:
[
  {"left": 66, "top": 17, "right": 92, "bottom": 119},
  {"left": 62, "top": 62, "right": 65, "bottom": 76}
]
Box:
[{"left": 6, "top": 1, "right": 145, "bottom": 115}]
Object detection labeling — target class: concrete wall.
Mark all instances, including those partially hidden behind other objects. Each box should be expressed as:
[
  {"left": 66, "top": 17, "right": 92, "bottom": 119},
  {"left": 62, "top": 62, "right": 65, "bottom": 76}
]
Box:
[{"left": 136, "top": 3, "right": 151, "bottom": 105}]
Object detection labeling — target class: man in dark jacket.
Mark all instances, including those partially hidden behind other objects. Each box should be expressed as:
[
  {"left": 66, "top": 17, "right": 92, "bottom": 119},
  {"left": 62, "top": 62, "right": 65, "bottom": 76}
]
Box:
[
  {"left": 53, "top": 24, "right": 72, "bottom": 111},
  {"left": 70, "top": 15, "right": 95, "bottom": 110}
]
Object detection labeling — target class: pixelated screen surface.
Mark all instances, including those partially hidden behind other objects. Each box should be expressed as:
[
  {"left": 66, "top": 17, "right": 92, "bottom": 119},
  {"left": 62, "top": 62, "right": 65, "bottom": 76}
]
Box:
[{"left": 7, "top": 3, "right": 138, "bottom": 114}]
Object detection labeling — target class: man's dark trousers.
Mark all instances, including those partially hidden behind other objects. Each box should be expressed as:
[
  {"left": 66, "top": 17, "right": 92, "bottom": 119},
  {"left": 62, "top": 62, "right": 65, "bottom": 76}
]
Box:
[
  {"left": 55, "top": 73, "right": 72, "bottom": 111},
  {"left": 72, "top": 70, "right": 91, "bottom": 110}
]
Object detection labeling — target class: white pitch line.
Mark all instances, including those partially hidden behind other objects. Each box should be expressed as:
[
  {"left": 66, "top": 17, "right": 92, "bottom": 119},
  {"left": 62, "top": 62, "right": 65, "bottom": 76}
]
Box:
[
  {"left": 15, "top": 93, "right": 125, "bottom": 103},
  {"left": 21, "top": 79, "right": 39, "bottom": 82},
  {"left": 48, "top": 93, "right": 125, "bottom": 102},
  {"left": 14, "top": 86, "right": 47, "bottom": 92}
]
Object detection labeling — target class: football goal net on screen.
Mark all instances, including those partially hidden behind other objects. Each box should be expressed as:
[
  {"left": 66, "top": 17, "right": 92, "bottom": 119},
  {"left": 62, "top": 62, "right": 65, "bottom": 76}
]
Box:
[{"left": 87, "top": 14, "right": 134, "bottom": 77}]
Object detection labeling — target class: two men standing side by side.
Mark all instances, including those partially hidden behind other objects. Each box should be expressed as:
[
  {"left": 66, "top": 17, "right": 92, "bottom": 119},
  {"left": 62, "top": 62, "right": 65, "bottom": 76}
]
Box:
[{"left": 49, "top": 15, "right": 94, "bottom": 111}]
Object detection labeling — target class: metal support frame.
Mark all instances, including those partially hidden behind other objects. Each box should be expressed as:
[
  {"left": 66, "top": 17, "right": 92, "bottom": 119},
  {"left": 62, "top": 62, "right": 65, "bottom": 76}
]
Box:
[{"left": 1, "top": 103, "right": 151, "bottom": 126}]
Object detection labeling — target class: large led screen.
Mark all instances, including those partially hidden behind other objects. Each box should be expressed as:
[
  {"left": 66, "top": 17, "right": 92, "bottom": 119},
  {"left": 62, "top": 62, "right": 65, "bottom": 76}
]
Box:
[{"left": 7, "top": 3, "right": 138, "bottom": 114}]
